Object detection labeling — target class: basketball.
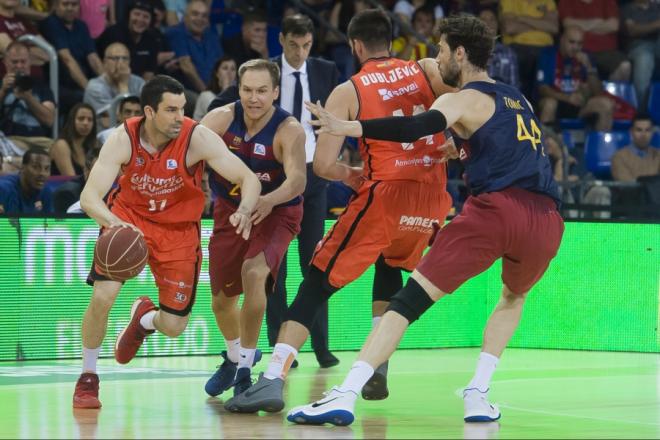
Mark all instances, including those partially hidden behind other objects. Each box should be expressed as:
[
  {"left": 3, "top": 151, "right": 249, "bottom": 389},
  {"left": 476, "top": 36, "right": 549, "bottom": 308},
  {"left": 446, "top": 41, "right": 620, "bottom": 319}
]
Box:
[{"left": 93, "top": 226, "right": 148, "bottom": 281}]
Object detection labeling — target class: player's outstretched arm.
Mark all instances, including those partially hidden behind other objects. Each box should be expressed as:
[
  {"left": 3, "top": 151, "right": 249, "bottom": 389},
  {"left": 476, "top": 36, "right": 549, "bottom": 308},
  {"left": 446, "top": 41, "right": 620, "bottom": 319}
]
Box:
[
  {"left": 305, "top": 91, "right": 467, "bottom": 143},
  {"left": 250, "top": 118, "right": 307, "bottom": 225},
  {"left": 190, "top": 124, "right": 261, "bottom": 239},
  {"left": 80, "top": 128, "right": 135, "bottom": 230},
  {"left": 312, "top": 82, "right": 363, "bottom": 188}
]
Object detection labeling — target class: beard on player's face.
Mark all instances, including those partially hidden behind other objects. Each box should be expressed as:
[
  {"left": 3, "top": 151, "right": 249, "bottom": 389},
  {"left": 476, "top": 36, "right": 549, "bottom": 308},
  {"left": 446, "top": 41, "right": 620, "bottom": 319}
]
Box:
[{"left": 440, "top": 55, "right": 461, "bottom": 88}]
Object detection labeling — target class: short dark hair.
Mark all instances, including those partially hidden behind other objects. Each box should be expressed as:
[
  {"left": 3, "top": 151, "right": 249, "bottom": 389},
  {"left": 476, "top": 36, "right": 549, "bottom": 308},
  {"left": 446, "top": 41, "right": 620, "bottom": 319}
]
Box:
[
  {"left": 119, "top": 95, "right": 141, "bottom": 112},
  {"left": 238, "top": 59, "right": 280, "bottom": 89},
  {"left": 140, "top": 75, "right": 184, "bottom": 110},
  {"left": 281, "top": 14, "right": 314, "bottom": 37},
  {"left": 243, "top": 10, "right": 268, "bottom": 26},
  {"left": 437, "top": 15, "right": 494, "bottom": 71},
  {"left": 412, "top": 5, "right": 435, "bottom": 24},
  {"left": 347, "top": 9, "right": 392, "bottom": 52},
  {"left": 22, "top": 147, "right": 49, "bottom": 166},
  {"left": 632, "top": 112, "right": 653, "bottom": 126}
]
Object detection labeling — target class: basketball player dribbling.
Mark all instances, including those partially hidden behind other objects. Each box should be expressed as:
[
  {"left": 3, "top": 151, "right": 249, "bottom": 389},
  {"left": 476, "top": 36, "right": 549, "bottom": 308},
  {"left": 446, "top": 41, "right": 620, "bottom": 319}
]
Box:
[{"left": 72, "top": 75, "right": 262, "bottom": 409}]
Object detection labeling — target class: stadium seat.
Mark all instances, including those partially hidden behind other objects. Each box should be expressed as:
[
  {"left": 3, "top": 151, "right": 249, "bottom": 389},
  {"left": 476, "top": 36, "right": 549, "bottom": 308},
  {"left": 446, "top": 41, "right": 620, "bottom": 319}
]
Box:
[
  {"left": 562, "top": 130, "right": 576, "bottom": 150},
  {"left": 584, "top": 131, "right": 629, "bottom": 179},
  {"left": 647, "top": 82, "right": 660, "bottom": 125},
  {"left": 603, "top": 81, "right": 638, "bottom": 109},
  {"left": 603, "top": 81, "right": 637, "bottom": 131},
  {"left": 559, "top": 118, "right": 585, "bottom": 131}
]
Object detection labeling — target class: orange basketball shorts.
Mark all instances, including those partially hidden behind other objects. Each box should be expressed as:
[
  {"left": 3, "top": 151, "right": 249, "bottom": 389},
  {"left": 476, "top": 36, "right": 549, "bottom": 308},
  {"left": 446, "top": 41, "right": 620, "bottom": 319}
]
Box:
[
  {"left": 311, "top": 179, "right": 452, "bottom": 289},
  {"left": 87, "top": 204, "right": 202, "bottom": 316}
]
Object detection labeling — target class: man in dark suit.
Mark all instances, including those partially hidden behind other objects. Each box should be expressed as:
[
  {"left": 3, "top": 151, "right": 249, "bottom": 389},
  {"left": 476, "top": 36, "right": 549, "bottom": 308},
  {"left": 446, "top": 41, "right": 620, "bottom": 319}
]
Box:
[
  {"left": 206, "top": 15, "right": 340, "bottom": 368},
  {"left": 268, "top": 14, "right": 340, "bottom": 368}
]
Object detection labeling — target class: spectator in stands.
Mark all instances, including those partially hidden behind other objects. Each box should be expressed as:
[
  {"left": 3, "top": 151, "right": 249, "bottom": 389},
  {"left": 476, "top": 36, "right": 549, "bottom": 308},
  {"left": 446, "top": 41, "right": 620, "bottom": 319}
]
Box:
[
  {"left": 50, "top": 103, "right": 98, "bottom": 176},
  {"left": 392, "top": 5, "right": 437, "bottom": 61},
  {"left": 479, "top": 7, "right": 520, "bottom": 89},
  {"left": 53, "top": 146, "right": 99, "bottom": 214},
  {"left": 193, "top": 56, "right": 236, "bottom": 121},
  {"left": 612, "top": 113, "right": 660, "bottom": 182},
  {"left": 84, "top": 42, "right": 145, "bottom": 128},
  {"left": 537, "top": 26, "right": 614, "bottom": 131},
  {"left": 0, "top": 146, "right": 51, "bottom": 214},
  {"left": 39, "top": 0, "right": 103, "bottom": 120},
  {"left": 96, "top": 95, "right": 142, "bottom": 144},
  {"left": 222, "top": 10, "right": 270, "bottom": 68},
  {"left": 326, "top": 0, "right": 369, "bottom": 81},
  {"left": 622, "top": 0, "right": 660, "bottom": 109},
  {"left": 79, "top": 0, "right": 114, "bottom": 39},
  {"left": 0, "top": 41, "right": 55, "bottom": 150},
  {"left": 558, "top": 0, "right": 631, "bottom": 82},
  {"left": 393, "top": 0, "right": 444, "bottom": 23},
  {"left": 500, "top": 0, "right": 558, "bottom": 101},
  {"left": 0, "top": 0, "right": 49, "bottom": 66},
  {"left": 97, "top": 1, "right": 162, "bottom": 81},
  {"left": 166, "top": 0, "right": 222, "bottom": 107}
]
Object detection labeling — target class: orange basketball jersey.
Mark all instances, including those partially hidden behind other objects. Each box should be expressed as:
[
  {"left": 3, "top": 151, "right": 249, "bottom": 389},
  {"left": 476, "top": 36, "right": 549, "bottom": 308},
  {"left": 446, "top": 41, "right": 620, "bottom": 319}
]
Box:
[
  {"left": 108, "top": 116, "right": 206, "bottom": 224},
  {"left": 351, "top": 57, "right": 447, "bottom": 184}
]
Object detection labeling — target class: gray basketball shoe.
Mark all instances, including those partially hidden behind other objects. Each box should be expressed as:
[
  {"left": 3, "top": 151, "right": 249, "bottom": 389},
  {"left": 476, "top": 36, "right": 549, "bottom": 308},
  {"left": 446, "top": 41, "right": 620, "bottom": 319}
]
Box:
[{"left": 224, "top": 373, "right": 285, "bottom": 413}]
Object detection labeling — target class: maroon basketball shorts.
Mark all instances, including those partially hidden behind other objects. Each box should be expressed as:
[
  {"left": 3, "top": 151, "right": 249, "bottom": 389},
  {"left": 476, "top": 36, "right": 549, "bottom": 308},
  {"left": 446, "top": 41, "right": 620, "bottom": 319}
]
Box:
[
  {"left": 417, "top": 187, "right": 564, "bottom": 295},
  {"left": 208, "top": 197, "right": 303, "bottom": 297}
]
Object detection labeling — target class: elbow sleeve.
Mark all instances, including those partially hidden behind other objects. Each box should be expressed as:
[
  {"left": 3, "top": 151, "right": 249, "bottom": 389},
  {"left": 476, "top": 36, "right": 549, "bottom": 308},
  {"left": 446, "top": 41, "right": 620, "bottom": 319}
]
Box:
[{"left": 360, "top": 109, "right": 447, "bottom": 143}]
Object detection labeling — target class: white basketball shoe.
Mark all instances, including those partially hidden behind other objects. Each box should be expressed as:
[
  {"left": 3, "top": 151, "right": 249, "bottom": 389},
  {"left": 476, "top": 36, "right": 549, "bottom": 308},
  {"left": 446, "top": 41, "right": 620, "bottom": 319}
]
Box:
[
  {"left": 287, "top": 386, "right": 358, "bottom": 426},
  {"left": 463, "top": 388, "right": 501, "bottom": 422}
]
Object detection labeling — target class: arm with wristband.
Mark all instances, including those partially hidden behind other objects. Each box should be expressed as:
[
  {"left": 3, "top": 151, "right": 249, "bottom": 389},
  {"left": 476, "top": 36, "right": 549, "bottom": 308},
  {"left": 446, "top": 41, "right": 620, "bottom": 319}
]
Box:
[{"left": 305, "top": 90, "right": 467, "bottom": 143}]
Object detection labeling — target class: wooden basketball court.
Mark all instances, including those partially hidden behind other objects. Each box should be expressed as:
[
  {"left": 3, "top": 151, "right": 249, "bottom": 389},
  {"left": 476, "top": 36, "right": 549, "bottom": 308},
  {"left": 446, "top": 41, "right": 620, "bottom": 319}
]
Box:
[{"left": 1, "top": 348, "right": 659, "bottom": 438}]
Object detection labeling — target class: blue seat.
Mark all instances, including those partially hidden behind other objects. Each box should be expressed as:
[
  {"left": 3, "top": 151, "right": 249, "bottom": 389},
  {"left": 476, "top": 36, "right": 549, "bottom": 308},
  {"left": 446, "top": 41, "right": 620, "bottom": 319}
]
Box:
[
  {"left": 559, "top": 118, "right": 585, "bottom": 130},
  {"left": 584, "top": 131, "right": 630, "bottom": 179},
  {"left": 603, "top": 81, "right": 638, "bottom": 109},
  {"left": 562, "top": 130, "right": 576, "bottom": 150},
  {"left": 648, "top": 82, "right": 660, "bottom": 125}
]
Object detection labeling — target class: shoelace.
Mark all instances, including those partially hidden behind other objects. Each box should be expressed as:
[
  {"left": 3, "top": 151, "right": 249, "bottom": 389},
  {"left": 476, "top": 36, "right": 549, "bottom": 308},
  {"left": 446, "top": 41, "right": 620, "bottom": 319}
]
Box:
[{"left": 78, "top": 378, "right": 97, "bottom": 393}]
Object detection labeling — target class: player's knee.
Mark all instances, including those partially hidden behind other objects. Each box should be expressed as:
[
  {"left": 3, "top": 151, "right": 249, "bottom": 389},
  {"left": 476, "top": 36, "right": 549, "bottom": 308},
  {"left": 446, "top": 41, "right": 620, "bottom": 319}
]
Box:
[
  {"left": 241, "top": 258, "right": 269, "bottom": 285},
  {"left": 501, "top": 286, "right": 528, "bottom": 304},
  {"left": 386, "top": 277, "right": 435, "bottom": 324},
  {"left": 373, "top": 255, "right": 403, "bottom": 303},
  {"left": 285, "top": 266, "right": 336, "bottom": 330},
  {"left": 90, "top": 288, "right": 119, "bottom": 313},
  {"left": 158, "top": 314, "right": 189, "bottom": 337},
  {"left": 211, "top": 294, "right": 233, "bottom": 314}
]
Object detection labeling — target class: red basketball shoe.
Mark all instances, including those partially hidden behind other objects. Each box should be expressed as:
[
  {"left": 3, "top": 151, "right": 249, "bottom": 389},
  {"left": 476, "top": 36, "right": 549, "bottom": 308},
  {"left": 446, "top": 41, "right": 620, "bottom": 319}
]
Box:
[
  {"left": 73, "top": 372, "right": 102, "bottom": 408},
  {"left": 114, "top": 296, "right": 156, "bottom": 364}
]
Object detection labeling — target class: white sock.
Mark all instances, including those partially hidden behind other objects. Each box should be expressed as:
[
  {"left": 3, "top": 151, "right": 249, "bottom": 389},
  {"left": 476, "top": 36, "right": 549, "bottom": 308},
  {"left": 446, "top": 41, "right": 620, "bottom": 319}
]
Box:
[
  {"left": 339, "top": 361, "right": 374, "bottom": 394},
  {"left": 466, "top": 352, "right": 499, "bottom": 393},
  {"left": 82, "top": 346, "right": 101, "bottom": 373},
  {"left": 264, "top": 343, "right": 298, "bottom": 380},
  {"left": 372, "top": 316, "right": 382, "bottom": 328},
  {"left": 238, "top": 347, "right": 256, "bottom": 369},
  {"left": 225, "top": 338, "right": 240, "bottom": 363},
  {"left": 139, "top": 310, "right": 157, "bottom": 330}
]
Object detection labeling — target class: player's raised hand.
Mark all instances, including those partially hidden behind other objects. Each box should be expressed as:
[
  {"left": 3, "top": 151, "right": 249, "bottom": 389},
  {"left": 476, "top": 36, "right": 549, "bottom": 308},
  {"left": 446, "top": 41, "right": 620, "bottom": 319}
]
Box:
[
  {"left": 438, "top": 137, "right": 459, "bottom": 163},
  {"left": 305, "top": 100, "right": 363, "bottom": 137},
  {"left": 230, "top": 207, "right": 252, "bottom": 240}
]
